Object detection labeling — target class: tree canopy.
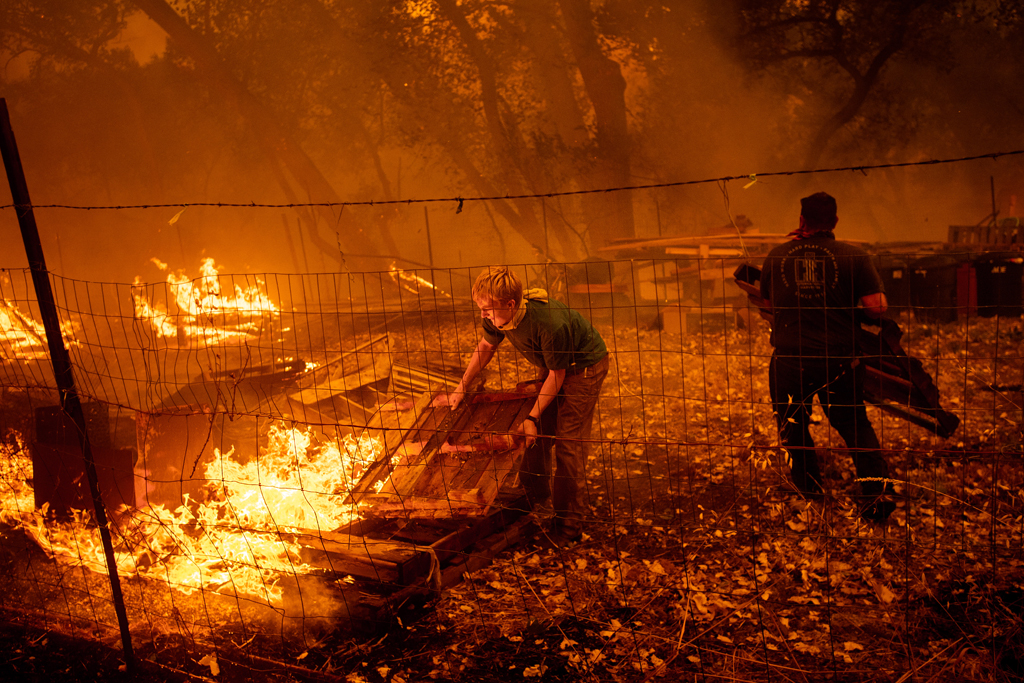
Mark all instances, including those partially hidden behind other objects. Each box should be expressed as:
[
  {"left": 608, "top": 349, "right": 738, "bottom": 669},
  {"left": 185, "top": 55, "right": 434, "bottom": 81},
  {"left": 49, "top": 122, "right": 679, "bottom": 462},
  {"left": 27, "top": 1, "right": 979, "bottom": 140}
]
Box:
[{"left": 1, "top": 0, "right": 1021, "bottom": 278}]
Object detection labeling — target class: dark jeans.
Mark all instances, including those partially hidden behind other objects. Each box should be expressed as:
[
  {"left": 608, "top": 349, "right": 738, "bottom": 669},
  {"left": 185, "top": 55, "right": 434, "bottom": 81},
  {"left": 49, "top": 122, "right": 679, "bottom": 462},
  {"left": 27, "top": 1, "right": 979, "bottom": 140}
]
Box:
[
  {"left": 769, "top": 354, "right": 888, "bottom": 496},
  {"left": 520, "top": 354, "right": 609, "bottom": 535}
]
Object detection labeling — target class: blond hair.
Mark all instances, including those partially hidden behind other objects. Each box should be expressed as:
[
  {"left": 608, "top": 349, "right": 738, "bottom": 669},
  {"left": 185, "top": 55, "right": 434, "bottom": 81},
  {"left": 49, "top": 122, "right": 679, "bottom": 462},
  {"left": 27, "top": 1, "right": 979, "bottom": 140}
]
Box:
[{"left": 472, "top": 266, "right": 523, "bottom": 307}]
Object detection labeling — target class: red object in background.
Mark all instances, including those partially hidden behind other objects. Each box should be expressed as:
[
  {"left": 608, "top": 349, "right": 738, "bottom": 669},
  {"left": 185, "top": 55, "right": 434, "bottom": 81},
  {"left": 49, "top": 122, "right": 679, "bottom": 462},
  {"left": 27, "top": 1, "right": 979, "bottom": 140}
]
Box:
[{"left": 956, "top": 261, "right": 978, "bottom": 319}]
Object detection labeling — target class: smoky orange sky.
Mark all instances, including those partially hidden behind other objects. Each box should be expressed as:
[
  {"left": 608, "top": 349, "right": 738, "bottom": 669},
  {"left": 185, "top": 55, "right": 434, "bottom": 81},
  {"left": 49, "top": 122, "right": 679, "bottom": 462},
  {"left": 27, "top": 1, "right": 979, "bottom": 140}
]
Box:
[{"left": 0, "top": 6, "right": 1021, "bottom": 286}]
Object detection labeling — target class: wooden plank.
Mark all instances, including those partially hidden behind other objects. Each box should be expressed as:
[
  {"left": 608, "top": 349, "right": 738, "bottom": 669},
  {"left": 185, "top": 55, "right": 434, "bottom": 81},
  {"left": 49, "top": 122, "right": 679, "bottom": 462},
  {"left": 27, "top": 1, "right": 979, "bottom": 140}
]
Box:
[
  {"left": 347, "top": 395, "right": 448, "bottom": 502},
  {"left": 288, "top": 530, "right": 432, "bottom": 585},
  {"left": 567, "top": 283, "right": 627, "bottom": 294},
  {"left": 287, "top": 333, "right": 391, "bottom": 405},
  {"left": 371, "top": 487, "right": 488, "bottom": 513},
  {"left": 428, "top": 492, "right": 530, "bottom": 563},
  {"left": 388, "top": 404, "right": 476, "bottom": 500},
  {"left": 386, "top": 519, "right": 462, "bottom": 546},
  {"left": 439, "top": 514, "right": 539, "bottom": 588}
]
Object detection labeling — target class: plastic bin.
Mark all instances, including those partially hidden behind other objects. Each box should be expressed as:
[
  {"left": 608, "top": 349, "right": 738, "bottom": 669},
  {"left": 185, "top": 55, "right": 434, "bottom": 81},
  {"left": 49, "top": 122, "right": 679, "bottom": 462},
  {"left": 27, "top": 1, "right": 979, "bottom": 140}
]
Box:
[
  {"left": 973, "top": 252, "right": 1024, "bottom": 317},
  {"left": 909, "top": 254, "right": 976, "bottom": 323}
]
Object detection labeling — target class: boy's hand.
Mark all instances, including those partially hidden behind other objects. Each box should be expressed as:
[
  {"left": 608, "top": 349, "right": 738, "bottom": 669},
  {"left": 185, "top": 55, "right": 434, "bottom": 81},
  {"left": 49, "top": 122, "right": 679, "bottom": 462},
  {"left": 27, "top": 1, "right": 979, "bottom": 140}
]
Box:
[
  {"left": 518, "top": 418, "right": 538, "bottom": 447},
  {"left": 431, "top": 389, "right": 465, "bottom": 410}
]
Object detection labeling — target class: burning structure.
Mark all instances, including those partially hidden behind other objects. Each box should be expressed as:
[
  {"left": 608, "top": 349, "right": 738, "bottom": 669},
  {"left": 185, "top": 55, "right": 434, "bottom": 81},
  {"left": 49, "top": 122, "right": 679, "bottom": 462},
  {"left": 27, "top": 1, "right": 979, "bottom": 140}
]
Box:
[{"left": 0, "top": 256, "right": 543, "bottom": 663}]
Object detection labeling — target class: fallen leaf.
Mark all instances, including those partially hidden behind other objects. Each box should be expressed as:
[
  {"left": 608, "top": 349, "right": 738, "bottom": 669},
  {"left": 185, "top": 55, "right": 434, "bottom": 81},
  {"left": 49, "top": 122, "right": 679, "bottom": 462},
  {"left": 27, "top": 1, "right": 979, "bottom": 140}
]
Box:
[
  {"left": 198, "top": 653, "right": 219, "bottom": 677},
  {"left": 871, "top": 580, "right": 896, "bottom": 604}
]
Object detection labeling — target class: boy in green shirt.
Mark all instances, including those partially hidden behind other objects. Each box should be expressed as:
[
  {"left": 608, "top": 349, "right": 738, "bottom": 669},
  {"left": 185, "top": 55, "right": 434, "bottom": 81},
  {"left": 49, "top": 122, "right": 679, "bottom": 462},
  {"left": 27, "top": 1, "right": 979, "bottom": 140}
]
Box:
[{"left": 434, "top": 266, "right": 609, "bottom": 546}]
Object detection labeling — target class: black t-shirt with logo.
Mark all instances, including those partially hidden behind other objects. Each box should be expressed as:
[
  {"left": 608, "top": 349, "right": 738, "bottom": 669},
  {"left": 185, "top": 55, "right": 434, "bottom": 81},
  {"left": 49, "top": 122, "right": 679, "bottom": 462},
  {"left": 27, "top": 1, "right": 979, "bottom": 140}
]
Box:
[{"left": 760, "top": 236, "right": 884, "bottom": 357}]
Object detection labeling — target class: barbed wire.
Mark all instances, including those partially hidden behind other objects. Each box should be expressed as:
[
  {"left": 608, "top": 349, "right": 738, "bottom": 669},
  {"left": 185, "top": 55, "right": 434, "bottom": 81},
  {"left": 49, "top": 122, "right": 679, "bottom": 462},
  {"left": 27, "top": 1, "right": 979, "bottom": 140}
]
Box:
[{"left": 2, "top": 149, "right": 1022, "bottom": 212}]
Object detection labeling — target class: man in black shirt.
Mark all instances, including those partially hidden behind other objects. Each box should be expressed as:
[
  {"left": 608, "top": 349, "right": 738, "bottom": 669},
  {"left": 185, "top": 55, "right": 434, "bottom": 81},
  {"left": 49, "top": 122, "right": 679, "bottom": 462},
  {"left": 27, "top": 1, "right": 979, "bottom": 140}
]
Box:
[{"left": 761, "top": 192, "right": 894, "bottom": 522}]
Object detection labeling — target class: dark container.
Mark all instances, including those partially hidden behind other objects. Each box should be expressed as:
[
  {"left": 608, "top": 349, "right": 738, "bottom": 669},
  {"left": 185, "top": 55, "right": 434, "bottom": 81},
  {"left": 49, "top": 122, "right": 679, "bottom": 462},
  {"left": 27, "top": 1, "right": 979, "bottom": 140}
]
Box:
[
  {"left": 972, "top": 251, "right": 1024, "bottom": 318},
  {"left": 874, "top": 254, "right": 913, "bottom": 314},
  {"left": 908, "top": 254, "right": 976, "bottom": 323}
]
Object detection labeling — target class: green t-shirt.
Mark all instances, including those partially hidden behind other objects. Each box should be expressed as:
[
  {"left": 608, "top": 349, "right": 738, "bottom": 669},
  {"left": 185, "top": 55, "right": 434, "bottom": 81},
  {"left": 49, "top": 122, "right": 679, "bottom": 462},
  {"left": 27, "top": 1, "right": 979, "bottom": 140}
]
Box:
[{"left": 482, "top": 299, "right": 607, "bottom": 371}]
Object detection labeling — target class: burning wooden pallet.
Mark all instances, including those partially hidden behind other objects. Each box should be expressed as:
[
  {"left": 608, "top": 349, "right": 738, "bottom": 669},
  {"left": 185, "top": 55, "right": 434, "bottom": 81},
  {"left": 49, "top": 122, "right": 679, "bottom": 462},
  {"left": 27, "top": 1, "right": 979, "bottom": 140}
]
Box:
[
  {"left": 278, "top": 388, "right": 539, "bottom": 628},
  {"left": 285, "top": 333, "right": 462, "bottom": 423},
  {"left": 21, "top": 359, "right": 539, "bottom": 632}
]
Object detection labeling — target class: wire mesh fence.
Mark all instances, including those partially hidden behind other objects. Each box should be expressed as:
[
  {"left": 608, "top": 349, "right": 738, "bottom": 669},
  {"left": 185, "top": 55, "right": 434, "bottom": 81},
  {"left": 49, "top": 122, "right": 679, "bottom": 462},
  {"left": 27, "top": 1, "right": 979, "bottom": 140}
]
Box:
[{"left": 0, "top": 254, "right": 1022, "bottom": 682}]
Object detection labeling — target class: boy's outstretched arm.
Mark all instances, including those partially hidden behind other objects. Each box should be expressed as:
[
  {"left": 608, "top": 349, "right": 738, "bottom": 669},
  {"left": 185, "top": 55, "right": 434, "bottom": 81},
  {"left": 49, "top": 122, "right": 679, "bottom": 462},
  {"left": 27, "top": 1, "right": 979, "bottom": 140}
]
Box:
[{"left": 431, "top": 337, "right": 497, "bottom": 409}]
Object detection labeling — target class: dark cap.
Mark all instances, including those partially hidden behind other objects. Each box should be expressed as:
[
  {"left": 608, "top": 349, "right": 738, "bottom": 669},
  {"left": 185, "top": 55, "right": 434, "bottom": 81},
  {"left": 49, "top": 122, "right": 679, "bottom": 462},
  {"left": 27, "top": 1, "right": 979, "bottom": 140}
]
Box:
[{"left": 800, "top": 192, "right": 838, "bottom": 227}]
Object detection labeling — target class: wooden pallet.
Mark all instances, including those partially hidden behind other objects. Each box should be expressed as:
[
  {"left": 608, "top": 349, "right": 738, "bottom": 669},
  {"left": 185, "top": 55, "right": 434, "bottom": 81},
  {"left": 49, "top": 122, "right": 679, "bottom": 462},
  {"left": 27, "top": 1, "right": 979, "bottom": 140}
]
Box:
[
  {"left": 276, "top": 387, "right": 543, "bottom": 629},
  {"left": 350, "top": 388, "right": 536, "bottom": 517},
  {"left": 281, "top": 492, "right": 540, "bottom": 632}
]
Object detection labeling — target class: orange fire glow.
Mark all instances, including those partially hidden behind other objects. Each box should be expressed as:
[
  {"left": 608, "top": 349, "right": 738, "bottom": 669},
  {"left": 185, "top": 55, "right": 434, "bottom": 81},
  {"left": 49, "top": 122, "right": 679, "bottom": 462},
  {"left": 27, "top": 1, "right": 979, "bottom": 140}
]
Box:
[
  {"left": 133, "top": 258, "right": 279, "bottom": 344},
  {"left": 0, "top": 299, "right": 78, "bottom": 361},
  {"left": 388, "top": 262, "right": 451, "bottom": 298},
  {"left": 0, "top": 424, "right": 392, "bottom": 606}
]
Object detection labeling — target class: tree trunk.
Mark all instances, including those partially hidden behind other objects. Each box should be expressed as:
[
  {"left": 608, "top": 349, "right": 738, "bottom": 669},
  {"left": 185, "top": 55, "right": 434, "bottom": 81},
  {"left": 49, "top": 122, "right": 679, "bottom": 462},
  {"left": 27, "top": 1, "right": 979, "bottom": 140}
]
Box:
[
  {"left": 520, "top": 0, "right": 588, "bottom": 150},
  {"left": 558, "top": 0, "right": 635, "bottom": 248},
  {"left": 131, "top": 0, "right": 377, "bottom": 265},
  {"left": 303, "top": 0, "right": 548, "bottom": 254}
]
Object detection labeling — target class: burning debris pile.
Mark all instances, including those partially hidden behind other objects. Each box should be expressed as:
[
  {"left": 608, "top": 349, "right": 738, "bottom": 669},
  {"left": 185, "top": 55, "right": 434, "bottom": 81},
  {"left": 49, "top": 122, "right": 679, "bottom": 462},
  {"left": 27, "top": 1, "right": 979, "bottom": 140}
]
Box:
[
  {"left": 0, "top": 297, "right": 78, "bottom": 362},
  {"left": 132, "top": 258, "right": 279, "bottom": 345},
  {"left": 0, "top": 423, "right": 390, "bottom": 607},
  {"left": 0, "top": 255, "right": 544, "bottom": 676}
]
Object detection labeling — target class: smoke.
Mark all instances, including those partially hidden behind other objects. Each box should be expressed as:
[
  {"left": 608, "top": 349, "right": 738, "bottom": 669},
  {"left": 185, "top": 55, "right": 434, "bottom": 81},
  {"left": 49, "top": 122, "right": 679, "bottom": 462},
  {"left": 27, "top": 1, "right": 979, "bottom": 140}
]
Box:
[{"left": 0, "top": 2, "right": 1021, "bottom": 282}]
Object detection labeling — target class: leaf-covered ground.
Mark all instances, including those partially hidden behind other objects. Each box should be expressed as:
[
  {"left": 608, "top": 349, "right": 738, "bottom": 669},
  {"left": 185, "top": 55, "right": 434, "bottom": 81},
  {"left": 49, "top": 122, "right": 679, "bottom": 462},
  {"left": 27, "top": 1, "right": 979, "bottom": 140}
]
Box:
[
  {"left": 340, "top": 313, "right": 1024, "bottom": 682},
  {"left": 1, "top": 312, "right": 1022, "bottom": 682}
]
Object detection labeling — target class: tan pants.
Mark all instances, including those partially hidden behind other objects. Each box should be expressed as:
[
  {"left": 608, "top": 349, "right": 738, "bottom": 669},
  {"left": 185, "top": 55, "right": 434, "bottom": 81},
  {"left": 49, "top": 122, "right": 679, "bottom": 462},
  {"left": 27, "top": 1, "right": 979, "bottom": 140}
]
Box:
[{"left": 520, "top": 354, "right": 608, "bottom": 535}]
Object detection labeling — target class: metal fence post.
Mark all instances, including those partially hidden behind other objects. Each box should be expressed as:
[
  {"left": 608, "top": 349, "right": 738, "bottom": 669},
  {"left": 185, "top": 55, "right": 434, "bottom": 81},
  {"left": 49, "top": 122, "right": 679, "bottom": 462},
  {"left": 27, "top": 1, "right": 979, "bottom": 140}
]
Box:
[{"left": 0, "top": 98, "right": 135, "bottom": 670}]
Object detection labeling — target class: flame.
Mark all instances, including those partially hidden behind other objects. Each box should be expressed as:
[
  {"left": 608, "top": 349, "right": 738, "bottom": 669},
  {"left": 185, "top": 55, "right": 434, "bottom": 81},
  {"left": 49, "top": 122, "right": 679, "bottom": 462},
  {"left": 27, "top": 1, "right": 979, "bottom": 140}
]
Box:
[
  {"left": 0, "top": 425, "right": 393, "bottom": 607},
  {"left": 133, "top": 258, "right": 279, "bottom": 344},
  {"left": 0, "top": 299, "right": 78, "bottom": 361},
  {"left": 0, "top": 432, "right": 34, "bottom": 523},
  {"left": 388, "top": 263, "right": 451, "bottom": 298}
]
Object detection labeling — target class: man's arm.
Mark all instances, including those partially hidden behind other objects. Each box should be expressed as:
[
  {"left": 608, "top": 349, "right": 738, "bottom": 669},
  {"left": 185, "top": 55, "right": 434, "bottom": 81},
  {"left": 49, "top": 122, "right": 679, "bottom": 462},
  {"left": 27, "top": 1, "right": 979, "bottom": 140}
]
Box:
[
  {"left": 758, "top": 260, "right": 774, "bottom": 313},
  {"left": 519, "top": 368, "right": 566, "bottom": 445},
  {"left": 432, "top": 337, "right": 496, "bottom": 409},
  {"left": 860, "top": 292, "right": 888, "bottom": 318}
]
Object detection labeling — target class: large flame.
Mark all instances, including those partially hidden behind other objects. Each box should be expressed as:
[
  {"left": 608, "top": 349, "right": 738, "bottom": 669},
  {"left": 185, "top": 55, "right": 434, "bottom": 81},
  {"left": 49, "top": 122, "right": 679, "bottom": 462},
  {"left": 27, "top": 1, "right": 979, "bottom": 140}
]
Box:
[
  {"left": 0, "top": 424, "right": 392, "bottom": 606},
  {"left": 0, "top": 299, "right": 78, "bottom": 361},
  {"left": 133, "top": 258, "right": 279, "bottom": 344}
]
